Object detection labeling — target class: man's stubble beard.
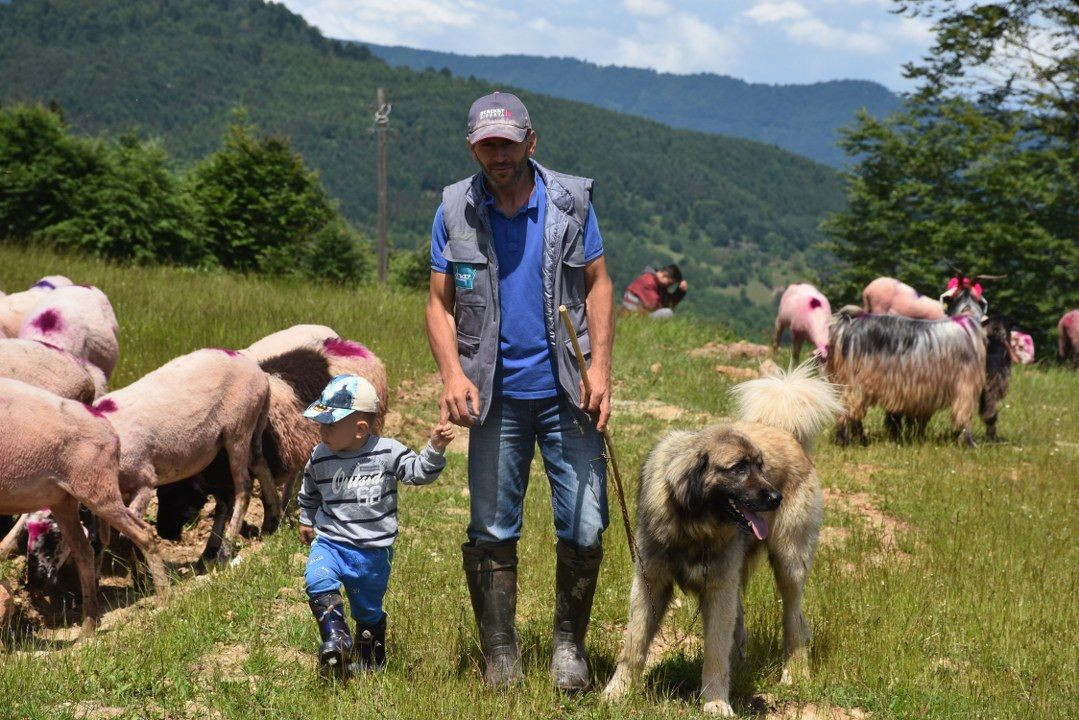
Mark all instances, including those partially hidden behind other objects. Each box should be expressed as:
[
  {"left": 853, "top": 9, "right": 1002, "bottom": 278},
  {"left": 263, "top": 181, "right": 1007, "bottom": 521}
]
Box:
[{"left": 481, "top": 154, "right": 530, "bottom": 191}]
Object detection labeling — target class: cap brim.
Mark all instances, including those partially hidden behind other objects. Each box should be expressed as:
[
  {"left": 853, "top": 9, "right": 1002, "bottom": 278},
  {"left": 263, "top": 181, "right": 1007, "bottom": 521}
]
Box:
[
  {"left": 303, "top": 402, "right": 356, "bottom": 424},
  {"left": 468, "top": 124, "right": 528, "bottom": 145}
]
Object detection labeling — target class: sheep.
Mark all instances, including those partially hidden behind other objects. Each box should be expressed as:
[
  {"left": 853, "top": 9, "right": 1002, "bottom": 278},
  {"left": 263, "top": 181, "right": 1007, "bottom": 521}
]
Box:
[
  {"left": 19, "top": 285, "right": 119, "bottom": 382},
  {"left": 241, "top": 324, "right": 338, "bottom": 362},
  {"left": 95, "top": 348, "right": 275, "bottom": 563},
  {"left": 154, "top": 337, "right": 388, "bottom": 558},
  {"left": 1010, "top": 331, "right": 1035, "bottom": 365},
  {"left": 0, "top": 276, "right": 73, "bottom": 337},
  {"left": 0, "top": 338, "right": 100, "bottom": 402},
  {"left": 862, "top": 277, "right": 946, "bottom": 320},
  {"left": 827, "top": 306, "right": 987, "bottom": 447},
  {"left": 0, "top": 377, "right": 167, "bottom": 637},
  {"left": 1059, "top": 309, "right": 1079, "bottom": 367},
  {"left": 772, "top": 283, "right": 832, "bottom": 362}
]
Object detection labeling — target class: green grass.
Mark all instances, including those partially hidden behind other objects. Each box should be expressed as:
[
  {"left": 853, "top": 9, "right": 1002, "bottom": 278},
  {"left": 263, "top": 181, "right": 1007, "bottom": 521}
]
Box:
[{"left": 1, "top": 246, "right": 1076, "bottom": 719}]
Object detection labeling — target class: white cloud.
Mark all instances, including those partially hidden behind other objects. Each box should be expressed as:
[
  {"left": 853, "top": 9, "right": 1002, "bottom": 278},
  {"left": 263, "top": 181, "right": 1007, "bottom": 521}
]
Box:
[
  {"left": 623, "top": 0, "right": 671, "bottom": 17},
  {"left": 787, "top": 18, "right": 885, "bottom": 54},
  {"left": 743, "top": 2, "right": 810, "bottom": 24}
]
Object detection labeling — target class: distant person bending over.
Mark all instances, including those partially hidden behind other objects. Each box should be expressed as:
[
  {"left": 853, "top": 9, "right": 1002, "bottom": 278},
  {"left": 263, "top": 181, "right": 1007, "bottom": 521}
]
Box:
[{"left": 622, "top": 264, "right": 688, "bottom": 318}]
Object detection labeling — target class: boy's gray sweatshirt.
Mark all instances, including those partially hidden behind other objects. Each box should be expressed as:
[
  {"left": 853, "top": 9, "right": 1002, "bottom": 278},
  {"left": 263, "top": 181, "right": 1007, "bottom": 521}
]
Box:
[{"left": 297, "top": 435, "right": 446, "bottom": 547}]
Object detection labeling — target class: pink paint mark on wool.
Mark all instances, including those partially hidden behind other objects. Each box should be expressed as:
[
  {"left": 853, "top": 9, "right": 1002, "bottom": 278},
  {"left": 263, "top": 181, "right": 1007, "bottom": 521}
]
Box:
[
  {"left": 213, "top": 348, "right": 241, "bottom": 357},
  {"left": 809, "top": 298, "right": 822, "bottom": 310},
  {"left": 26, "top": 515, "right": 52, "bottom": 550},
  {"left": 94, "top": 398, "right": 118, "bottom": 414},
  {"left": 30, "top": 310, "right": 63, "bottom": 334},
  {"left": 323, "top": 338, "right": 372, "bottom": 359}
]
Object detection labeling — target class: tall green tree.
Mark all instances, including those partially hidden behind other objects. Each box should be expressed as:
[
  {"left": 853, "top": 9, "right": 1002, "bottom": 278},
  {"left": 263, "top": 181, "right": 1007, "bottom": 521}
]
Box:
[
  {"left": 188, "top": 113, "right": 335, "bottom": 273},
  {"left": 823, "top": 1, "right": 1077, "bottom": 348}
]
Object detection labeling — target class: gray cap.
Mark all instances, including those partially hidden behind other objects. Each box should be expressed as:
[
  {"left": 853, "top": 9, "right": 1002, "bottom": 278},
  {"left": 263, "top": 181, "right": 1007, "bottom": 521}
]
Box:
[{"left": 467, "top": 92, "right": 531, "bottom": 145}]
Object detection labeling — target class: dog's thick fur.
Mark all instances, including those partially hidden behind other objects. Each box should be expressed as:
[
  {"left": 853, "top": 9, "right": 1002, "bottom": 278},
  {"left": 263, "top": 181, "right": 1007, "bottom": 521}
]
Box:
[{"left": 603, "top": 363, "right": 839, "bottom": 716}]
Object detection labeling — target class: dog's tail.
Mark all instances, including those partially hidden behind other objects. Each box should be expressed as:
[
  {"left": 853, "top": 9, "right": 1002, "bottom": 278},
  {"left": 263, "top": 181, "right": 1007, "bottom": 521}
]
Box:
[{"left": 730, "top": 360, "right": 841, "bottom": 453}]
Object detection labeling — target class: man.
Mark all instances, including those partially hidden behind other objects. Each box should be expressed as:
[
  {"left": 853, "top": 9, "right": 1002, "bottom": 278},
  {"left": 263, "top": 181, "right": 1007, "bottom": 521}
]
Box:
[
  {"left": 425, "top": 91, "right": 614, "bottom": 690},
  {"left": 622, "top": 264, "right": 688, "bottom": 318}
]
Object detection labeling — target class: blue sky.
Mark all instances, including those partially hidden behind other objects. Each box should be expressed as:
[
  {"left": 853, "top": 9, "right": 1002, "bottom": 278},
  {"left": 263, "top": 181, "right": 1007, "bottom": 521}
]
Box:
[{"left": 278, "top": 0, "right": 935, "bottom": 91}]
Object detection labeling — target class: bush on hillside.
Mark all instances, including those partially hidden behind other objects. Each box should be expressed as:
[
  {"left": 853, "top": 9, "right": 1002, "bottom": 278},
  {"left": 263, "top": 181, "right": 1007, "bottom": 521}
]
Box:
[{"left": 188, "top": 113, "right": 335, "bottom": 273}]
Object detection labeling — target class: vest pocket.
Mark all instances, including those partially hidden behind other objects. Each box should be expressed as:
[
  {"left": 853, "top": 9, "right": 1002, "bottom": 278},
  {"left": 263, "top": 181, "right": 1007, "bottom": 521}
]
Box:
[
  {"left": 455, "top": 294, "right": 486, "bottom": 352},
  {"left": 564, "top": 330, "right": 592, "bottom": 362}
]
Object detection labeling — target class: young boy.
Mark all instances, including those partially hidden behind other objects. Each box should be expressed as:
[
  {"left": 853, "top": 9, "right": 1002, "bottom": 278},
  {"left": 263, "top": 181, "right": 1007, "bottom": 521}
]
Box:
[{"left": 298, "top": 373, "right": 454, "bottom": 679}]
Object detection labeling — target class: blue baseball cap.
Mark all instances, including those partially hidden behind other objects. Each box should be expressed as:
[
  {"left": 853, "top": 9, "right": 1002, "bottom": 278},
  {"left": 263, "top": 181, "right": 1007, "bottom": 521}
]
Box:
[{"left": 303, "top": 374, "right": 380, "bottom": 424}]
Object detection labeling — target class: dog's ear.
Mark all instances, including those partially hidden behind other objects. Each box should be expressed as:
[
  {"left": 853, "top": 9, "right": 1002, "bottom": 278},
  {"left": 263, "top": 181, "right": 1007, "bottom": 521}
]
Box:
[{"left": 671, "top": 450, "right": 709, "bottom": 513}]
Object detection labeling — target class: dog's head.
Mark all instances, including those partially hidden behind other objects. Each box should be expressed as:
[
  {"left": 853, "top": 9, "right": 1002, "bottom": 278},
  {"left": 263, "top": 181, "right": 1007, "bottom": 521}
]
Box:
[{"left": 669, "top": 427, "right": 781, "bottom": 540}]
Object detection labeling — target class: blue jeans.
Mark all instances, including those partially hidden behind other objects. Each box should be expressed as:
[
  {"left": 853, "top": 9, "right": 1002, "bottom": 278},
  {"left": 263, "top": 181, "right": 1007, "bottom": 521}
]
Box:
[
  {"left": 467, "top": 394, "right": 608, "bottom": 548},
  {"left": 304, "top": 536, "right": 393, "bottom": 624}
]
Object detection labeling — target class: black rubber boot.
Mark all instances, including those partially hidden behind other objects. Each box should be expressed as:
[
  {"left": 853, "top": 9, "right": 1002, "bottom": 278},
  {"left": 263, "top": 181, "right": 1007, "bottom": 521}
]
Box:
[
  {"left": 354, "top": 614, "right": 387, "bottom": 672},
  {"left": 309, "top": 592, "right": 353, "bottom": 681},
  {"left": 549, "top": 539, "right": 603, "bottom": 690},
  {"left": 462, "top": 540, "right": 523, "bottom": 687}
]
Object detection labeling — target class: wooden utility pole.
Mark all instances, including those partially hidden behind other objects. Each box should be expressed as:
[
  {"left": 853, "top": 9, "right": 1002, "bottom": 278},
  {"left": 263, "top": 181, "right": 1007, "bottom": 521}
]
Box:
[{"left": 375, "top": 87, "right": 391, "bottom": 283}]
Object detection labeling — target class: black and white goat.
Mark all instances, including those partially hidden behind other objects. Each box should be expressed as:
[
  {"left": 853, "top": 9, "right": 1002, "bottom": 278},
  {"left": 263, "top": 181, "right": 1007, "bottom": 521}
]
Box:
[{"left": 827, "top": 282, "right": 988, "bottom": 447}]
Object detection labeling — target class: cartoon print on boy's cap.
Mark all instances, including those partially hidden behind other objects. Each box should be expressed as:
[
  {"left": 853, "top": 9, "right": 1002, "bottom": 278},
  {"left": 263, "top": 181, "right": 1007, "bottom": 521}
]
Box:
[{"left": 303, "top": 374, "right": 380, "bottom": 424}]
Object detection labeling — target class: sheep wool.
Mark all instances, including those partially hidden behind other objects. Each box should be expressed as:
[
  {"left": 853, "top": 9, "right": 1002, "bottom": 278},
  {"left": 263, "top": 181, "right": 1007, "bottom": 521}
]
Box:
[
  {"left": 19, "top": 285, "right": 119, "bottom": 379},
  {"left": 0, "top": 338, "right": 98, "bottom": 402}
]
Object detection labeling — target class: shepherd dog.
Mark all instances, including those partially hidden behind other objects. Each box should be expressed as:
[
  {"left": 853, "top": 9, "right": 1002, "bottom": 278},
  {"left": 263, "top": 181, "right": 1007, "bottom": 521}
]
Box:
[{"left": 602, "top": 363, "right": 840, "bottom": 716}]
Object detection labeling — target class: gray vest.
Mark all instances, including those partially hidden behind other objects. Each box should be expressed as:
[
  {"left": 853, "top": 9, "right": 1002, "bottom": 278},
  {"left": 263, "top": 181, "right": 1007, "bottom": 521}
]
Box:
[{"left": 440, "top": 160, "right": 594, "bottom": 424}]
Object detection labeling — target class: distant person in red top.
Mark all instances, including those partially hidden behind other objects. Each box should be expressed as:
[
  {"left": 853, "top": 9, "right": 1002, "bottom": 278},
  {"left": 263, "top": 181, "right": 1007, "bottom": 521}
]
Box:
[{"left": 622, "top": 264, "right": 688, "bottom": 318}]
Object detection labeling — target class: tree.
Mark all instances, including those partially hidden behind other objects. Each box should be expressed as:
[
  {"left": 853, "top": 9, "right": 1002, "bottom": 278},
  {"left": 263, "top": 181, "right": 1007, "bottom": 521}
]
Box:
[
  {"left": 823, "top": 1, "right": 1078, "bottom": 351},
  {"left": 188, "top": 112, "right": 335, "bottom": 273}
]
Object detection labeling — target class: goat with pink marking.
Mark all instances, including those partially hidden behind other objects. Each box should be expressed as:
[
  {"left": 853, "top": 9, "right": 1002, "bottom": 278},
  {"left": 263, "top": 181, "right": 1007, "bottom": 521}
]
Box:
[
  {"left": 0, "top": 378, "right": 168, "bottom": 637},
  {"left": 773, "top": 283, "right": 832, "bottom": 363},
  {"left": 95, "top": 347, "right": 276, "bottom": 563}
]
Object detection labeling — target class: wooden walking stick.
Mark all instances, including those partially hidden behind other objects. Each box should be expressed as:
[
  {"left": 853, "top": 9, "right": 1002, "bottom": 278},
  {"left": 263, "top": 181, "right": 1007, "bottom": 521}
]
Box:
[{"left": 558, "top": 305, "right": 637, "bottom": 561}]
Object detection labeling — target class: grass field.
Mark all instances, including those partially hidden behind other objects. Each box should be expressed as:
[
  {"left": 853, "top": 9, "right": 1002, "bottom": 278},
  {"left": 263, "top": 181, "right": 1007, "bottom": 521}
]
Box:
[{"left": 1, "top": 246, "right": 1076, "bottom": 719}]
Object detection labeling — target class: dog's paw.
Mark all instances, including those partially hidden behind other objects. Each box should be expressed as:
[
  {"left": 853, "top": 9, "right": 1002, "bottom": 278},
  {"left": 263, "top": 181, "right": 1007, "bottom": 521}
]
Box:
[
  {"left": 703, "top": 699, "right": 736, "bottom": 716},
  {"left": 601, "top": 677, "right": 629, "bottom": 701},
  {"left": 780, "top": 660, "right": 809, "bottom": 685}
]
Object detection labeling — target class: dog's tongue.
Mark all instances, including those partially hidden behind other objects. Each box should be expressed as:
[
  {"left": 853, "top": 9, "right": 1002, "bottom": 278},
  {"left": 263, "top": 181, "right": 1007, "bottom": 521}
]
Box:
[{"left": 738, "top": 504, "right": 769, "bottom": 540}]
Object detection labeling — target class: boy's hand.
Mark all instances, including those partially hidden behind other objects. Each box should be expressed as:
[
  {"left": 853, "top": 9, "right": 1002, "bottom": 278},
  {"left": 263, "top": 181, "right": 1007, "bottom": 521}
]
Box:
[
  {"left": 430, "top": 421, "right": 455, "bottom": 452},
  {"left": 299, "top": 524, "right": 315, "bottom": 546}
]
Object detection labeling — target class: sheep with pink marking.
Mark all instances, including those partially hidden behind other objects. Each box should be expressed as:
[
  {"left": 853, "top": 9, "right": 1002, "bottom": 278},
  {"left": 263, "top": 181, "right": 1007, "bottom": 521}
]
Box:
[
  {"left": 772, "top": 283, "right": 832, "bottom": 363},
  {"left": 94, "top": 347, "right": 275, "bottom": 563},
  {"left": 1010, "top": 331, "right": 1035, "bottom": 365},
  {"left": 0, "top": 377, "right": 168, "bottom": 637},
  {"left": 862, "top": 277, "right": 946, "bottom": 320},
  {"left": 1059, "top": 310, "right": 1079, "bottom": 367},
  {"left": 0, "top": 338, "right": 100, "bottom": 402},
  {"left": 0, "top": 275, "right": 73, "bottom": 337},
  {"left": 156, "top": 335, "right": 388, "bottom": 556},
  {"left": 19, "top": 284, "right": 119, "bottom": 383},
  {"left": 241, "top": 324, "right": 339, "bottom": 362}
]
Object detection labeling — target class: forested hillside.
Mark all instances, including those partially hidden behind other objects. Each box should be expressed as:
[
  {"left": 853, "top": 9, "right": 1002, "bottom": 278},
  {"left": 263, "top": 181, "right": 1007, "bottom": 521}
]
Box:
[
  {"left": 364, "top": 43, "right": 901, "bottom": 168},
  {"left": 0, "top": 0, "right": 846, "bottom": 334}
]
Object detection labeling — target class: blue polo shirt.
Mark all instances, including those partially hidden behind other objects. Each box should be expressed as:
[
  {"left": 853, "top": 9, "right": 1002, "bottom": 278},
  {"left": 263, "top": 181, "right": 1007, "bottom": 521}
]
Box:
[{"left": 431, "top": 173, "right": 604, "bottom": 398}]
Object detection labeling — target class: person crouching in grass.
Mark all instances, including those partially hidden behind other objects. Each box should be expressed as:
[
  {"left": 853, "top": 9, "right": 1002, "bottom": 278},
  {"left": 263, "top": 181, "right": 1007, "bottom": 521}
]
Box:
[{"left": 298, "top": 374, "right": 454, "bottom": 679}]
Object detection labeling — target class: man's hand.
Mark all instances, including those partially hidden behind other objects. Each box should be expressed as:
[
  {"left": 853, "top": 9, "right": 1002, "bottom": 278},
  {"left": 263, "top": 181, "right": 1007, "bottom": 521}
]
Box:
[
  {"left": 430, "top": 421, "right": 456, "bottom": 451},
  {"left": 679, "top": 279, "right": 689, "bottom": 292},
  {"left": 440, "top": 373, "right": 481, "bottom": 427},
  {"left": 299, "top": 524, "right": 315, "bottom": 546},
  {"left": 580, "top": 364, "right": 612, "bottom": 432}
]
